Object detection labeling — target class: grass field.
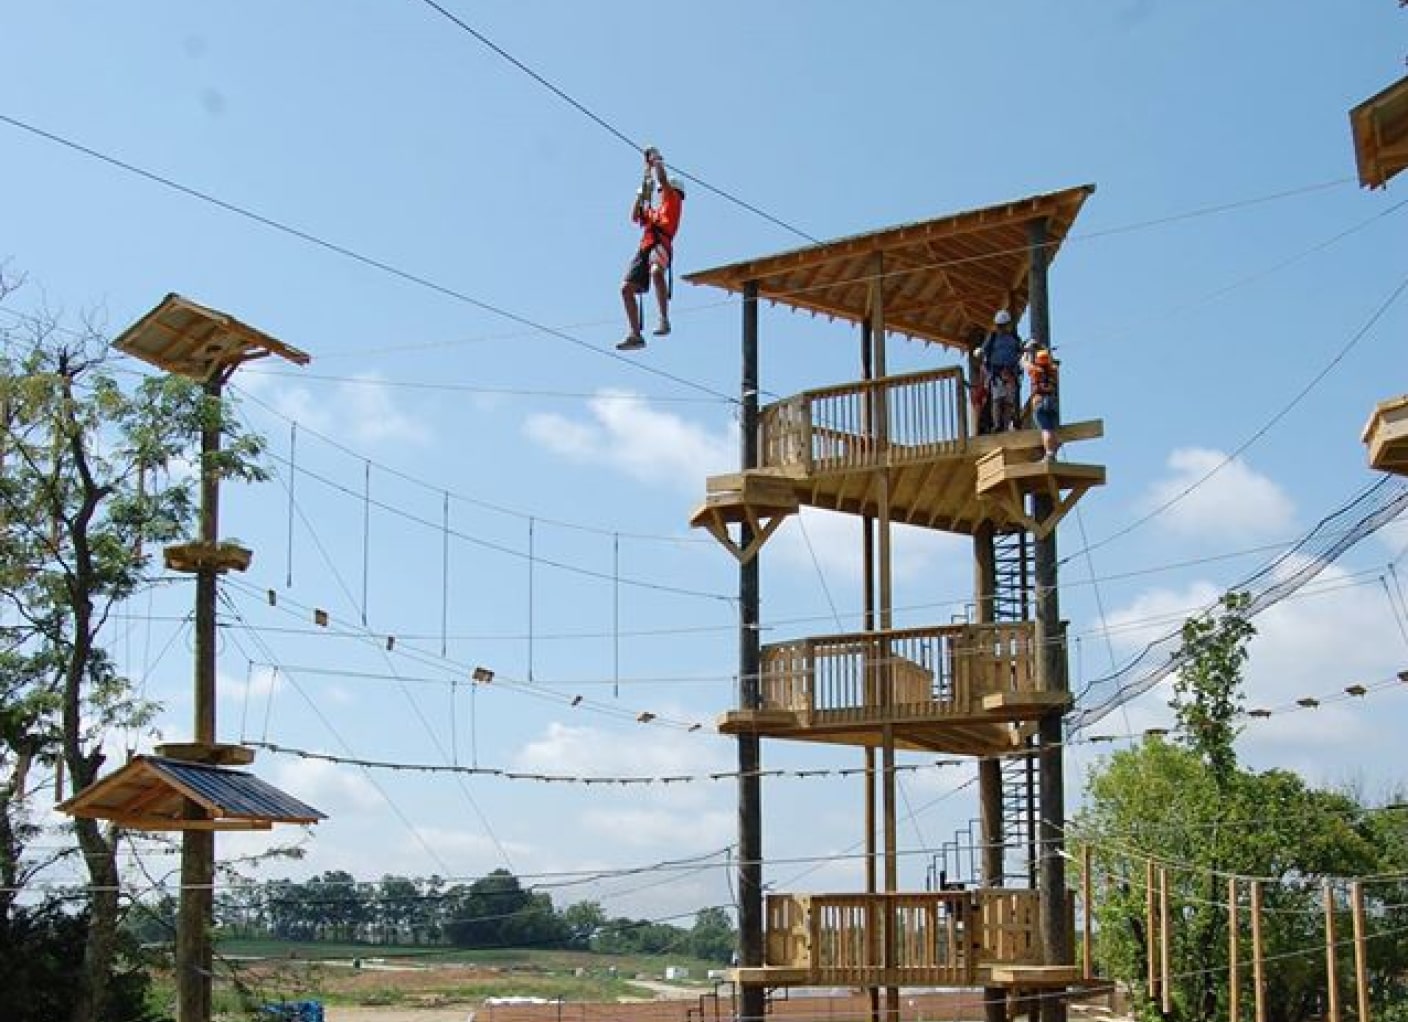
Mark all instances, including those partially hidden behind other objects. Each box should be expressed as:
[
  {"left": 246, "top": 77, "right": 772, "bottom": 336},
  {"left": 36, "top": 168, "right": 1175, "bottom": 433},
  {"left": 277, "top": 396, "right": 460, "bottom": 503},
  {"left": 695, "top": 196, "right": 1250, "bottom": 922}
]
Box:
[{"left": 191, "top": 940, "right": 725, "bottom": 1016}]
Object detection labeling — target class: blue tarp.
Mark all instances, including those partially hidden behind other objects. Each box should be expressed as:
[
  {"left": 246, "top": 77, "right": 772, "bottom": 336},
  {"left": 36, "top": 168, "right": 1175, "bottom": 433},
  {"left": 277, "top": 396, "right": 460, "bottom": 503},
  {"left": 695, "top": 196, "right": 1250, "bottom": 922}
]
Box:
[{"left": 260, "top": 1000, "right": 324, "bottom": 1022}]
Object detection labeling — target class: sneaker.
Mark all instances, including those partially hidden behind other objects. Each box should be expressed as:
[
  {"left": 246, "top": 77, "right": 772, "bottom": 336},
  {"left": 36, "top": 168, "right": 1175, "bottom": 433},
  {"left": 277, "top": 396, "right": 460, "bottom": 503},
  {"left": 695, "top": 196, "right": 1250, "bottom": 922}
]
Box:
[
  {"left": 617, "top": 332, "right": 646, "bottom": 351},
  {"left": 653, "top": 318, "right": 671, "bottom": 337}
]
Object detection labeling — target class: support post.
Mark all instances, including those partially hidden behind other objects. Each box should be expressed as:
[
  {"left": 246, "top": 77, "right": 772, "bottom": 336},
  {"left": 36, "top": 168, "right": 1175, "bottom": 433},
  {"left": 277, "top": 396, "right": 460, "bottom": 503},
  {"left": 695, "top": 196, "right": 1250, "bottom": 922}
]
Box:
[
  {"left": 1352, "top": 881, "right": 1369, "bottom": 1022},
  {"left": 1251, "top": 880, "right": 1265, "bottom": 1022},
  {"left": 1145, "top": 860, "right": 1157, "bottom": 999},
  {"left": 1325, "top": 881, "right": 1340, "bottom": 1022},
  {"left": 1159, "top": 867, "right": 1171, "bottom": 1016},
  {"left": 176, "top": 370, "right": 223, "bottom": 1022},
  {"left": 975, "top": 521, "right": 1006, "bottom": 1022},
  {"left": 1229, "top": 877, "right": 1240, "bottom": 1022},
  {"left": 1081, "top": 846, "right": 1092, "bottom": 981},
  {"left": 737, "top": 281, "right": 765, "bottom": 1022},
  {"left": 1028, "top": 216, "right": 1067, "bottom": 1022}
]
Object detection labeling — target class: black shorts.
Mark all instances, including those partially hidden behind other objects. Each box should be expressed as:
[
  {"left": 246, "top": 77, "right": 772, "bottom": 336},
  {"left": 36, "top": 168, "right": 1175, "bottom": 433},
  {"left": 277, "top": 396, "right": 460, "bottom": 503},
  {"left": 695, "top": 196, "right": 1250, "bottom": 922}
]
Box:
[
  {"left": 624, "top": 243, "right": 671, "bottom": 293},
  {"left": 625, "top": 248, "right": 652, "bottom": 292}
]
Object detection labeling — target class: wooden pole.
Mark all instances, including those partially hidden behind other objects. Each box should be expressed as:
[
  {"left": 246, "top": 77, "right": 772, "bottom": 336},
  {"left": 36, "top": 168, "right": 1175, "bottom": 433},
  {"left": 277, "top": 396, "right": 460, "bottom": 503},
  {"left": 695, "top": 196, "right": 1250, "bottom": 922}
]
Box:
[
  {"left": 1352, "top": 881, "right": 1369, "bottom": 1022},
  {"left": 1229, "top": 877, "right": 1240, "bottom": 1022},
  {"left": 177, "top": 370, "right": 223, "bottom": 1022},
  {"left": 1251, "top": 881, "right": 1265, "bottom": 1022},
  {"left": 975, "top": 520, "right": 1006, "bottom": 1022},
  {"left": 1325, "top": 881, "right": 1340, "bottom": 1022},
  {"left": 1082, "top": 846, "right": 1092, "bottom": 981},
  {"left": 1028, "top": 217, "right": 1067, "bottom": 1022},
  {"left": 737, "top": 280, "right": 765, "bottom": 1022},
  {"left": 1146, "top": 859, "right": 1157, "bottom": 998},
  {"left": 862, "top": 320, "right": 879, "bottom": 1022},
  {"left": 1159, "top": 867, "right": 1172, "bottom": 1015}
]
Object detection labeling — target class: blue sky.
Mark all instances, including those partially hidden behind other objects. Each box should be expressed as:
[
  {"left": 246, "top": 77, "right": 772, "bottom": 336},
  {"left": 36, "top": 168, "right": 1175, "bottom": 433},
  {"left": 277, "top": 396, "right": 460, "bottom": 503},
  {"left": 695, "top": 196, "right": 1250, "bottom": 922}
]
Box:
[{"left": 3, "top": 3, "right": 1407, "bottom": 923}]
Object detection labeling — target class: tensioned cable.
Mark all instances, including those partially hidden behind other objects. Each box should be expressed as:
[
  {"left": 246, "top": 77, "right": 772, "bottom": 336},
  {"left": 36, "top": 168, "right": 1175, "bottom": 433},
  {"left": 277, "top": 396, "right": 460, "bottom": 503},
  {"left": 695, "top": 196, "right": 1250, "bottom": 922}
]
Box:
[
  {"left": 242, "top": 416, "right": 732, "bottom": 601},
  {"left": 0, "top": 110, "right": 736, "bottom": 403},
  {"left": 410, "top": 0, "right": 819, "bottom": 244},
  {"left": 1064, "top": 262, "right": 1408, "bottom": 565},
  {"left": 232, "top": 382, "right": 716, "bottom": 546}
]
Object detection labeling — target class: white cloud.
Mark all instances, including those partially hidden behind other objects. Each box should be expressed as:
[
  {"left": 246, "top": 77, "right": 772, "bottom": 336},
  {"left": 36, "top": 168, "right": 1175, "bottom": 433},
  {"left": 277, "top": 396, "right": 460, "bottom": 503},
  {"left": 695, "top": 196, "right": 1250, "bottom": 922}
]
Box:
[
  {"left": 768, "top": 508, "right": 967, "bottom": 587},
  {"left": 267, "top": 756, "right": 383, "bottom": 814},
  {"left": 525, "top": 390, "right": 735, "bottom": 493},
  {"left": 338, "top": 373, "right": 432, "bottom": 445},
  {"left": 1141, "top": 448, "right": 1295, "bottom": 540},
  {"left": 258, "top": 373, "right": 431, "bottom": 447}
]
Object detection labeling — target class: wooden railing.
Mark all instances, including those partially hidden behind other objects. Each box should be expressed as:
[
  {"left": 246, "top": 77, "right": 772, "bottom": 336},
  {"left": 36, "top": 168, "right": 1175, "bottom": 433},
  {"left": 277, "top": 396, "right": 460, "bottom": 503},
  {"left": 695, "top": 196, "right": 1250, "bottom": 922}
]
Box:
[
  {"left": 754, "top": 622, "right": 1040, "bottom": 723},
  {"left": 759, "top": 367, "right": 968, "bottom": 474},
  {"left": 764, "top": 889, "right": 1045, "bottom": 984}
]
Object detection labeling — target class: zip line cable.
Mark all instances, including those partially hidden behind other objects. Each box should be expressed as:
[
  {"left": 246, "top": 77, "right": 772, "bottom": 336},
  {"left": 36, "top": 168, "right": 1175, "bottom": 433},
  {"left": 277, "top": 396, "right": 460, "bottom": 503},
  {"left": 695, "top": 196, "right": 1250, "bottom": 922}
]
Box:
[
  {"left": 232, "top": 382, "right": 715, "bottom": 545},
  {"left": 410, "top": 0, "right": 819, "bottom": 244},
  {"left": 1064, "top": 262, "right": 1408, "bottom": 565},
  {"left": 0, "top": 109, "right": 736, "bottom": 403},
  {"left": 244, "top": 414, "right": 732, "bottom": 601}
]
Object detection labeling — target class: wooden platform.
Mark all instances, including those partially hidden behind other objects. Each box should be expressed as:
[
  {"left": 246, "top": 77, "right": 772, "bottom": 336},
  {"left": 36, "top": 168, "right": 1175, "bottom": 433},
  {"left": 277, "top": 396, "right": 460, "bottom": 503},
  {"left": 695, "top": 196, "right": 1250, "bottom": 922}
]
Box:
[
  {"left": 718, "top": 709, "right": 1039, "bottom": 756},
  {"left": 697, "top": 420, "right": 1103, "bottom": 538},
  {"left": 1363, "top": 395, "right": 1408, "bottom": 476},
  {"left": 725, "top": 889, "right": 1073, "bottom": 991}
]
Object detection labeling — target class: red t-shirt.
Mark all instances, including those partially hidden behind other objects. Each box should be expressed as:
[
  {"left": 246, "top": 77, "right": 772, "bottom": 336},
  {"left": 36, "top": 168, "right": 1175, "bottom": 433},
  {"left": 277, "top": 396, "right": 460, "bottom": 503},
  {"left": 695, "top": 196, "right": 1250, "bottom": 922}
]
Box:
[{"left": 637, "top": 190, "right": 683, "bottom": 250}]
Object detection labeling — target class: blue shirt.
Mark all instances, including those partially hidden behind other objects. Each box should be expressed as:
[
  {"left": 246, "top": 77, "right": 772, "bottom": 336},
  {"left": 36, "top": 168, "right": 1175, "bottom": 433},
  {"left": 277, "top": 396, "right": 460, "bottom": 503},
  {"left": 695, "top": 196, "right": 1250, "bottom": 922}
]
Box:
[{"left": 983, "top": 329, "right": 1022, "bottom": 370}]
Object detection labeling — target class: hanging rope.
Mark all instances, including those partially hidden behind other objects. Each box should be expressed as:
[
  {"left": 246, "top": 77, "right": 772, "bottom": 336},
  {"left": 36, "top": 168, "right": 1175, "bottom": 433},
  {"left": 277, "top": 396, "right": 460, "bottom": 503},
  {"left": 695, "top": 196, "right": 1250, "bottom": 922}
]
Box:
[
  {"left": 613, "top": 532, "right": 620, "bottom": 699},
  {"left": 361, "top": 460, "right": 371, "bottom": 627},
  {"left": 285, "top": 422, "right": 297, "bottom": 588},
  {"left": 440, "top": 491, "right": 450, "bottom": 658}
]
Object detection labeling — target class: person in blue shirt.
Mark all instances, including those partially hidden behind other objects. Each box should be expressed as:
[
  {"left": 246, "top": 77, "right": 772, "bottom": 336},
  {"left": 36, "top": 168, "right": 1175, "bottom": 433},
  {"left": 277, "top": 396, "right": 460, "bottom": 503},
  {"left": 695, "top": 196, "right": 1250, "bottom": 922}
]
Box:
[{"left": 980, "top": 309, "right": 1024, "bottom": 432}]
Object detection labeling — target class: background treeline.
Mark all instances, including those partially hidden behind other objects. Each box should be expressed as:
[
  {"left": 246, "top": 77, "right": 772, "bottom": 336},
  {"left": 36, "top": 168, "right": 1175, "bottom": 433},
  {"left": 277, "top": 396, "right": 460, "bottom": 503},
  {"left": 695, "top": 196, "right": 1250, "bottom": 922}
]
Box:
[{"left": 124, "top": 867, "right": 738, "bottom": 962}]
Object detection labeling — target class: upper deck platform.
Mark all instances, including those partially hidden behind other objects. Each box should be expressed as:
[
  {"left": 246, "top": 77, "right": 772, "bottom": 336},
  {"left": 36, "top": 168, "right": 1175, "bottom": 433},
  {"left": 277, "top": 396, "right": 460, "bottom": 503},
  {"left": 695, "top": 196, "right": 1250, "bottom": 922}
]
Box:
[{"left": 690, "top": 367, "right": 1104, "bottom": 554}]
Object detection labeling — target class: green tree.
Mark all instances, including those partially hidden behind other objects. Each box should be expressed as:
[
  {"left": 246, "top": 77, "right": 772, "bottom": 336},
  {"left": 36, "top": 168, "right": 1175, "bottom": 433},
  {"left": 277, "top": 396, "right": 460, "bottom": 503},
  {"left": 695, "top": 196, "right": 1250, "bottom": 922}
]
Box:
[
  {"left": 688, "top": 907, "right": 736, "bottom": 962},
  {"left": 1073, "top": 595, "right": 1405, "bottom": 1022},
  {"left": 561, "top": 899, "right": 606, "bottom": 950},
  {"left": 0, "top": 297, "right": 262, "bottom": 1022}
]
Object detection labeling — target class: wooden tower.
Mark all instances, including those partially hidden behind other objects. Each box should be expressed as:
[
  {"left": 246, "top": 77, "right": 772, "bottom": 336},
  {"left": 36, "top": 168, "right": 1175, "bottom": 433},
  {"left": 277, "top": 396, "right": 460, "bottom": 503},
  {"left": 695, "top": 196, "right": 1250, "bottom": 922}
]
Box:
[{"left": 686, "top": 186, "right": 1105, "bottom": 1022}]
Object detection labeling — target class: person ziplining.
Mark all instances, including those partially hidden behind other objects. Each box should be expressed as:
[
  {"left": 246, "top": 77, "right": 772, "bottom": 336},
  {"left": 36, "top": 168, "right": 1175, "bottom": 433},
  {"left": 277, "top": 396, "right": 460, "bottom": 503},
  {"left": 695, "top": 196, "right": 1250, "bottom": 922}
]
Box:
[{"left": 618, "top": 146, "right": 685, "bottom": 351}]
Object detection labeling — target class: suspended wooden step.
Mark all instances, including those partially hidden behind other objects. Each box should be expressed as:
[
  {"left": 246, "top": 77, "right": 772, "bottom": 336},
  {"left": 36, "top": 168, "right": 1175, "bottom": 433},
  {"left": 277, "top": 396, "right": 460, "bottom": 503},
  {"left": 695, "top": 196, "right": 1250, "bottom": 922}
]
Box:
[
  {"left": 57, "top": 751, "right": 325, "bottom": 832},
  {"left": 975, "top": 448, "right": 1106, "bottom": 539},
  {"left": 163, "top": 540, "right": 253, "bottom": 574},
  {"left": 689, "top": 473, "right": 799, "bottom": 563},
  {"left": 1363, "top": 395, "right": 1408, "bottom": 476}
]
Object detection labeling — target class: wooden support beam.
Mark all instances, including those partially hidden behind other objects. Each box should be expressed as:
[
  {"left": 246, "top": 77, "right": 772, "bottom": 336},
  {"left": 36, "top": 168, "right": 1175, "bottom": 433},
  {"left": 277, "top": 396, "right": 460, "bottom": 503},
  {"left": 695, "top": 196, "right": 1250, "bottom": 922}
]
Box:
[
  {"left": 1251, "top": 880, "right": 1266, "bottom": 1022},
  {"left": 1325, "top": 880, "right": 1340, "bottom": 1022},
  {"left": 1352, "top": 881, "right": 1369, "bottom": 1022},
  {"left": 1229, "top": 877, "right": 1240, "bottom": 1022}
]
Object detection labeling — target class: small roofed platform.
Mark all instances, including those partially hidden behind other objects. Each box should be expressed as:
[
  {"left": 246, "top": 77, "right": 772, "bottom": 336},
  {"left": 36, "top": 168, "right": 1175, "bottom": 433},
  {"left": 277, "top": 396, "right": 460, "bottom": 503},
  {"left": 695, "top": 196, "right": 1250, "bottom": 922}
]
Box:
[
  {"left": 1363, "top": 395, "right": 1408, "bottom": 476},
  {"left": 685, "top": 185, "right": 1095, "bottom": 353},
  {"left": 57, "top": 754, "right": 325, "bottom": 832},
  {"left": 1351, "top": 74, "right": 1408, "bottom": 190},
  {"left": 976, "top": 448, "right": 1107, "bottom": 539},
  {"left": 113, "top": 292, "right": 310, "bottom": 381}
]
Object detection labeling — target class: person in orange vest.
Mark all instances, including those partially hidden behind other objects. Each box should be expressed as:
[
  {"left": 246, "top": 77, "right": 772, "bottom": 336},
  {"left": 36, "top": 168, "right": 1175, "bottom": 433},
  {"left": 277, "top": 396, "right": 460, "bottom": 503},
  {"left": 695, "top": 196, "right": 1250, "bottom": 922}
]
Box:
[
  {"left": 1024, "top": 340, "right": 1060, "bottom": 461},
  {"left": 618, "top": 147, "right": 685, "bottom": 351}
]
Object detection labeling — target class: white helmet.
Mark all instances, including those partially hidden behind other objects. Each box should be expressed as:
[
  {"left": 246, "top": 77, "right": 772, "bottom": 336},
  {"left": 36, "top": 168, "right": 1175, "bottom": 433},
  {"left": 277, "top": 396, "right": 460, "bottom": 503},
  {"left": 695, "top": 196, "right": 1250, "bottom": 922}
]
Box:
[{"left": 994, "top": 309, "right": 1012, "bottom": 326}]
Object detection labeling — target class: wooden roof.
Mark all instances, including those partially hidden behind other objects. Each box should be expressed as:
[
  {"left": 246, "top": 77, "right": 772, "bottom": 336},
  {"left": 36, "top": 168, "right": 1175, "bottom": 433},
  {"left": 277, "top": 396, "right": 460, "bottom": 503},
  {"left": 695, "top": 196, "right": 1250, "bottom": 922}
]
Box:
[
  {"left": 685, "top": 184, "right": 1095, "bottom": 353},
  {"left": 112, "top": 292, "right": 310, "bottom": 380},
  {"left": 57, "top": 755, "right": 325, "bottom": 831},
  {"left": 1351, "top": 74, "right": 1408, "bottom": 190}
]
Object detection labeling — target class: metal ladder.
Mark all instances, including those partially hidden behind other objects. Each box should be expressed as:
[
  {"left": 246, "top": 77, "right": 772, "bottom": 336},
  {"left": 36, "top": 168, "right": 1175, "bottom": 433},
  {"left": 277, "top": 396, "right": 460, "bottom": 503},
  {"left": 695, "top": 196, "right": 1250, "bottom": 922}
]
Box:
[{"left": 994, "top": 528, "right": 1038, "bottom": 886}]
